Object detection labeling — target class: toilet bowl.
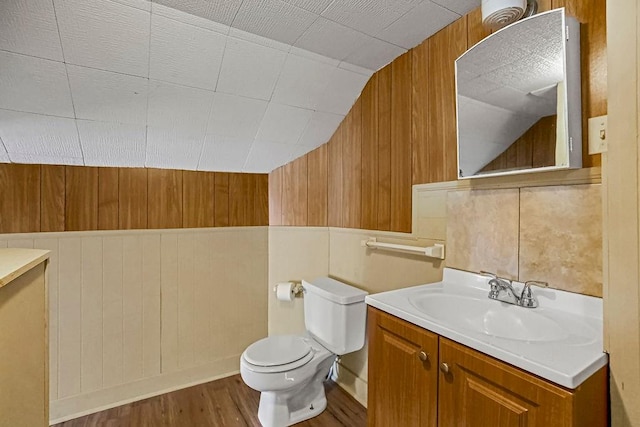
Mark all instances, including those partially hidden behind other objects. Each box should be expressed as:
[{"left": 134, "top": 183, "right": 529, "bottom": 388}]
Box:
[{"left": 240, "top": 277, "right": 368, "bottom": 427}]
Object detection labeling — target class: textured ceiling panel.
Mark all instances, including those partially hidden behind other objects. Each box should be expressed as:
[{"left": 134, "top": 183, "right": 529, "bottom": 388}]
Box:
[
  {"left": 199, "top": 134, "right": 254, "bottom": 171},
  {"left": 271, "top": 54, "right": 335, "bottom": 110},
  {"left": 298, "top": 111, "right": 345, "bottom": 147},
  {"left": 146, "top": 127, "right": 205, "bottom": 169},
  {"left": 376, "top": 1, "right": 460, "bottom": 49},
  {"left": 0, "top": 51, "right": 75, "bottom": 118},
  {"left": 0, "top": 138, "right": 9, "bottom": 163},
  {"left": 152, "top": 3, "right": 229, "bottom": 33},
  {"left": 54, "top": 0, "right": 151, "bottom": 77},
  {"left": 77, "top": 120, "right": 147, "bottom": 167},
  {"left": 314, "top": 67, "right": 371, "bottom": 115},
  {"left": 431, "top": 0, "right": 478, "bottom": 15},
  {"left": 0, "top": 0, "right": 64, "bottom": 61},
  {"left": 67, "top": 65, "right": 149, "bottom": 125},
  {"left": 216, "top": 37, "right": 287, "bottom": 100},
  {"left": 0, "top": 109, "right": 83, "bottom": 160},
  {"left": 282, "top": 0, "right": 333, "bottom": 14},
  {"left": 321, "top": 0, "right": 422, "bottom": 36},
  {"left": 109, "top": 0, "right": 152, "bottom": 11},
  {"left": 232, "top": 0, "right": 317, "bottom": 45},
  {"left": 149, "top": 14, "right": 226, "bottom": 90},
  {"left": 289, "top": 144, "right": 315, "bottom": 161},
  {"left": 243, "top": 141, "right": 294, "bottom": 173},
  {"left": 343, "top": 36, "right": 407, "bottom": 70},
  {"left": 154, "top": 0, "right": 241, "bottom": 25},
  {"left": 255, "top": 103, "right": 313, "bottom": 144},
  {"left": 147, "top": 80, "right": 214, "bottom": 134},
  {"left": 206, "top": 93, "right": 268, "bottom": 140},
  {"left": 293, "top": 17, "right": 371, "bottom": 61}
]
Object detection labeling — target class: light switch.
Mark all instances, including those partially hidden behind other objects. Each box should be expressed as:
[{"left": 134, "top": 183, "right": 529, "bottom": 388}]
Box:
[{"left": 588, "top": 115, "right": 608, "bottom": 154}]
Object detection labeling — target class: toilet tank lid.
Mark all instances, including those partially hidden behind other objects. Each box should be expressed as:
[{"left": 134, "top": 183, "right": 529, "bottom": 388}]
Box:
[{"left": 303, "top": 277, "right": 368, "bottom": 305}]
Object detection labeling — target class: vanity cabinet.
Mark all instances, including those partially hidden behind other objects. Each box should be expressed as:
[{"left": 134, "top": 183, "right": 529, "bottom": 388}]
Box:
[{"left": 368, "top": 307, "right": 608, "bottom": 427}]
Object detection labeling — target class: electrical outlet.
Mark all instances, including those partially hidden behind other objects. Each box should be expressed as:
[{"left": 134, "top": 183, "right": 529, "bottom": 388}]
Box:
[{"left": 588, "top": 115, "right": 608, "bottom": 154}]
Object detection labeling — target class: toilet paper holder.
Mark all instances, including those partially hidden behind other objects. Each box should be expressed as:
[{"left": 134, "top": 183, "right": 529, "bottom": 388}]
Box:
[{"left": 273, "top": 281, "right": 304, "bottom": 298}]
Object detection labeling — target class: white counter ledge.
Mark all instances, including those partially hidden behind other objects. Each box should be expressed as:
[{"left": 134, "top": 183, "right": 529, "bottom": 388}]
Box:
[{"left": 0, "top": 248, "right": 50, "bottom": 288}]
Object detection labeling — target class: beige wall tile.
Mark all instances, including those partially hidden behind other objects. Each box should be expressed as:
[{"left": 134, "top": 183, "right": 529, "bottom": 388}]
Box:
[
  {"left": 446, "top": 189, "right": 520, "bottom": 279},
  {"left": 520, "top": 184, "right": 602, "bottom": 296}
]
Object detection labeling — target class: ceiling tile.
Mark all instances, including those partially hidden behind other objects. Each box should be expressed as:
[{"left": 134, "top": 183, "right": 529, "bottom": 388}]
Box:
[
  {"left": 282, "top": 0, "right": 333, "bottom": 14},
  {"left": 342, "top": 36, "right": 406, "bottom": 70},
  {"left": 321, "top": 0, "right": 422, "bottom": 36},
  {"left": 147, "top": 80, "right": 214, "bottom": 134},
  {"left": 0, "top": 0, "right": 64, "bottom": 61},
  {"left": 54, "top": 0, "right": 150, "bottom": 77},
  {"left": 298, "top": 111, "right": 344, "bottom": 147},
  {"left": 338, "top": 61, "right": 375, "bottom": 76},
  {"left": 243, "top": 141, "right": 293, "bottom": 173},
  {"left": 0, "top": 51, "right": 74, "bottom": 118},
  {"left": 0, "top": 138, "right": 9, "bottom": 162},
  {"left": 431, "top": 0, "right": 479, "bottom": 16},
  {"left": 206, "top": 93, "right": 268, "bottom": 139},
  {"left": 198, "top": 134, "right": 253, "bottom": 171},
  {"left": 376, "top": 1, "right": 459, "bottom": 49},
  {"left": 216, "top": 37, "right": 287, "bottom": 100},
  {"left": 109, "top": 0, "right": 151, "bottom": 12},
  {"left": 77, "top": 120, "right": 146, "bottom": 166},
  {"left": 151, "top": 3, "right": 229, "bottom": 33},
  {"left": 150, "top": 14, "right": 226, "bottom": 90},
  {"left": 153, "top": 0, "right": 241, "bottom": 26},
  {"left": 294, "top": 17, "right": 371, "bottom": 61},
  {"left": 315, "top": 67, "right": 369, "bottom": 115},
  {"left": 289, "top": 144, "right": 314, "bottom": 162},
  {"left": 255, "top": 103, "right": 313, "bottom": 144},
  {"left": 271, "top": 54, "right": 335, "bottom": 110},
  {"left": 146, "top": 127, "right": 204, "bottom": 170},
  {"left": 0, "top": 109, "right": 83, "bottom": 160},
  {"left": 67, "top": 64, "right": 148, "bottom": 125},
  {"left": 228, "top": 27, "right": 291, "bottom": 52},
  {"left": 232, "top": 0, "right": 317, "bottom": 45},
  {"left": 8, "top": 153, "right": 84, "bottom": 165}
]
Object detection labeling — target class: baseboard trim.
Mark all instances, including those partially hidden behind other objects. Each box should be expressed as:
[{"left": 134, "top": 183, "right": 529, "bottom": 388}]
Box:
[{"left": 50, "top": 356, "right": 239, "bottom": 425}]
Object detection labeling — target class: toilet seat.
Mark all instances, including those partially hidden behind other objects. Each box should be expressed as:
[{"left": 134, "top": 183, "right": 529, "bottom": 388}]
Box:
[{"left": 242, "top": 336, "right": 315, "bottom": 373}]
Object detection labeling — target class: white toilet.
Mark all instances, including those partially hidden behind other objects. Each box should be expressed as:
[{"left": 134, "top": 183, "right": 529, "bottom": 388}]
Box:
[{"left": 240, "top": 277, "right": 368, "bottom": 427}]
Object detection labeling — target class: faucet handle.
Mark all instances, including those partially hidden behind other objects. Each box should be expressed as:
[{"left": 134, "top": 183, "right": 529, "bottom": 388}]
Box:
[
  {"left": 520, "top": 281, "right": 549, "bottom": 308},
  {"left": 480, "top": 271, "right": 497, "bottom": 279},
  {"left": 524, "top": 280, "right": 548, "bottom": 290}
]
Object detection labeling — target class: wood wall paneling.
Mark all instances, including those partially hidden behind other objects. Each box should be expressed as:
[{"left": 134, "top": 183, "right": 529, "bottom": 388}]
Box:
[
  {"left": 119, "top": 168, "right": 148, "bottom": 230},
  {"left": 269, "top": 167, "right": 283, "bottom": 226},
  {"left": 411, "top": 39, "right": 430, "bottom": 186},
  {"left": 361, "top": 75, "right": 379, "bottom": 230},
  {"left": 229, "top": 173, "right": 256, "bottom": 227},
  {"left": 377, "top": 65, "right": 392, "bottom": 231},
  {"left": 342, "top": 99, "right": 362, "bottom": 229},
  {"left": 328, "top": 127, "right": 344, "bottom": 228},
  {"left": 182, "top": 171, "right": 215, "bottom": 228},
  {"left": 148, "top": 169, "right": 183, "bottom": 229},
  {"left": 307, "top": 146, "right": 328, "bottom": 227},
  {"left": 0, "top": 164, "right": 40, "bottom": 233},
  {"left": 282, "top": 158, "right": 308, "bottom": 226},
  {"left": 65, "top": 166, "right": 98, "bottom": 232},
  {"left": 41, "top": 165, "right": 65, "bottom": 232},
  {"left": 214, "top": 172, "right": 230, "bottom": 227},
  {"left": 98, "top": 168, "right": 119, "bottom": 230},
  {"left": 254, "top": 174, "right": 269, "bottom": 226},
  {"left": 466, "top": 8, "right": 491, "bottom": 48},
  {"left": 390, "top": 52, "right": 413, "bottom": 233}
]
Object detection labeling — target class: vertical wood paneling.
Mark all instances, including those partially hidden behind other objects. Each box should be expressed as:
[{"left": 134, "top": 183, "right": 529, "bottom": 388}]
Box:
[
  {"left": 58, "top": 238, "right": 82, "bottom": 398},
  {"left": 361, "top": 75, "right": 379, "bottom": 230},
  {"left": 183, "top": 171, "right": 214, "bottom": 228},
  {"left": 342, "top": 99, "right": 362, "bottom": 229},
  {"left": 80, "top": 237, "right": 103, "bottom": 393},
  {"left": 160, "top": 233, "right": 178, "bottom": 373},
  {"left": 65, "top": 167, "right": 98, "bottom": 231},
  {"left": 119, "top": 168, "right": 148, "bottom": 230},
  {"left": 214, "top": 173, "right": 230, "bottom": 227},
  {"left": 41, "top": 165, "right": 65, "bottom": 232},
  {"left": 283, "top": 157, "right": 308, "bottom": 226},
  {"left": 102, "top": 236, "right": 124, "bottom": 388},
  {"left": 411, "top": 40, "right": 430, "bottom": 185},
  {"left": 0, "top": 164, "right": 40, "bottom": 233},
  {"left": 269, "top": 167, "right": 284, "bottom": 226},
  {"left": 98, "top": 168, "right": 119, "bottom": 230},
  {"left": 141, "top": 235, "right": 161, "bottom": 377},
  {"left": 229, "top": 173, "right": 254, "bottom": 227},
  {"left": 377, "top": 66, "right": 392, "bottom": 231},
  {"left": 177, "top": 234, "right": 195, "bottom": 369},
  {"left": 390, "top": 52, "right": 413, "bottom": 233},
  {"left": 307, "top": 146, "right": 328, "bottom": 227},
  {"left": 466, "top": 7, "right": 491, "bottom": 47},
  {"left": 254, "top": 174, "right": 269, "bottom": 226},
  {"left": 148, "top": 169, "right": 183, "bottom": 229},
  {"left": 328, "top": 126, "right": 344, "bottom": 227},
  {"left": 123, "top": 236, "right": 144, "bottom": 382}
]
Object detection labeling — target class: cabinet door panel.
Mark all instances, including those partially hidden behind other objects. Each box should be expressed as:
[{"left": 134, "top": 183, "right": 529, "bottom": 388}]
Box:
[{"left": 368, "top": 307, "right": 438, "bottom": 427}]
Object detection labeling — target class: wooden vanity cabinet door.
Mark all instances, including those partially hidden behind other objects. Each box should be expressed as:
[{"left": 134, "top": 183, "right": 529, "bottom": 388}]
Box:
[
  {"left": 439, "top": 338, "right": 580, "bottom": 427},
  {"left": 367, "top": 307, "right": 438, "bottom": 427}
]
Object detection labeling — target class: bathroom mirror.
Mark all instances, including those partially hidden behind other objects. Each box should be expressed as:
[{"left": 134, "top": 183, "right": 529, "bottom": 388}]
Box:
[{"left": 455, "top": 8, "right": 582, "bottom": 179}]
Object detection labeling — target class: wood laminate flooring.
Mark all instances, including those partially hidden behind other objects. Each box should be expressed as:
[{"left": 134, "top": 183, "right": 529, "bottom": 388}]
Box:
[{"left": 53, "top": 375, "right": 366, "bottom": 427}]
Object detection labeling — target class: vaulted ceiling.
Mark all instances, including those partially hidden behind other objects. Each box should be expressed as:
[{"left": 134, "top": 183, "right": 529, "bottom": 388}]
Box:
[{"left": 0, "top": 0, "right": 478, "bottom": 172}]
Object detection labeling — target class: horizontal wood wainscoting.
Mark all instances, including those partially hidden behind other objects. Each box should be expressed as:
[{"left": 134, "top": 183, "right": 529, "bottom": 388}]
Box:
[
  {"left": 0, "top": 164, "right": 268, "bottom": 233},
  {"left": 269, "top": 1, "right": 606, "bottom": 233}
]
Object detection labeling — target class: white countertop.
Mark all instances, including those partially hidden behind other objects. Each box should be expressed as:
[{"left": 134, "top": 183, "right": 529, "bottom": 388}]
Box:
[
  {"left": 365, "top": 268, "right": 608, "bottom": 389},
  {"left": 0, "top": 248, "right": 49, "bottom": 289}
]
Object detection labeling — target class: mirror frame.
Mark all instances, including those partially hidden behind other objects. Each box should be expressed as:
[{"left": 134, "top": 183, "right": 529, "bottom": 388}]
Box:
[{"left": 455, "top": 8, "right": 582, "bottom": 180}]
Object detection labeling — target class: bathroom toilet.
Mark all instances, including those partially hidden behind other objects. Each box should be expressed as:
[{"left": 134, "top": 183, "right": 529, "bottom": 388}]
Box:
[{"left": 240, "top": 277, "right": 368, "bottom": 427}]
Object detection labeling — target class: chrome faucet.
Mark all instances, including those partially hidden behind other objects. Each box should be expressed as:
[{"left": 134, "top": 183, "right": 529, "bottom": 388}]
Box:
[{"left": 480, "top": 272, "right": 548, "bottom": 308}]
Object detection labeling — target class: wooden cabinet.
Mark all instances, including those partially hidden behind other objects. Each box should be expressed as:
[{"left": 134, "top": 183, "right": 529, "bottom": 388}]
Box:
[{"left": 368, "top": 307, "right": 608, "bottom": 427}]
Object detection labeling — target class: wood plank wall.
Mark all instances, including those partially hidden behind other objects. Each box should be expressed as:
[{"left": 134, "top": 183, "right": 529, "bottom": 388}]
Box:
[
  {"left": 0, "top": 164, "right": 268, "bottom": 234},
  {"left": 269, "top": 1, "right": 606, "bottom": 233}
]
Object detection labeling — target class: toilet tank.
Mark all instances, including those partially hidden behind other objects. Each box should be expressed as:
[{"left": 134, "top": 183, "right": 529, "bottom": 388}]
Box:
[{"left": 303, "top": 277, "right": 368, "bottom": 355}]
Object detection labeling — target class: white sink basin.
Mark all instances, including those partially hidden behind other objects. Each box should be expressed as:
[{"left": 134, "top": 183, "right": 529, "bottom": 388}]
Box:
[
  {"left": 409, "top": 293, "right": 568, "bottom": 342},
  {"left": 365, "top": 268, "right": 607, "bottom": 389}
]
